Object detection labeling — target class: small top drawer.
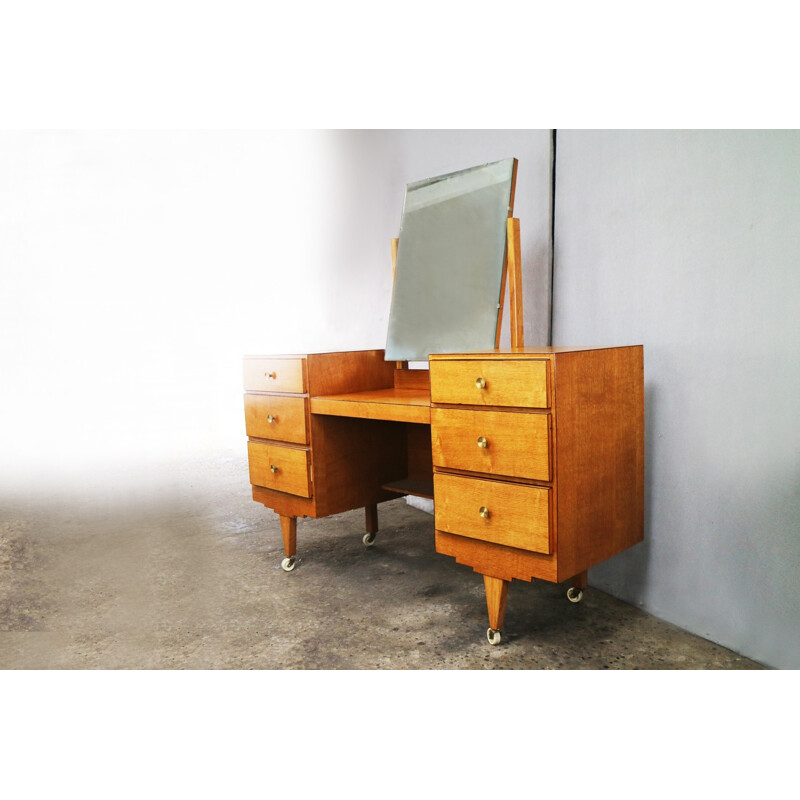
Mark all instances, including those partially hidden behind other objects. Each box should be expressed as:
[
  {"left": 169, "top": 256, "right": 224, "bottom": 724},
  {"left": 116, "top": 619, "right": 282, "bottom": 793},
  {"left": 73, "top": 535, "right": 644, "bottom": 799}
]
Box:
[
  {"left": 429, "top": 358, "right": 549, "bottom": 408},
  {"left": 243, "top": 357, "right": 306, "bottom": 393}
]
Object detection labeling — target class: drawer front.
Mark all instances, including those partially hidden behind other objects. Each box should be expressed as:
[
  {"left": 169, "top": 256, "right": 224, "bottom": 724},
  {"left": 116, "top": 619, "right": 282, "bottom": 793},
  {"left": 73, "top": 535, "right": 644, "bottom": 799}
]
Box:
[
  {"left": 244, "top": 394, "right": 308, "bottom": 444},
  {"left": 434, "top": 473, "right": 551, "bottom": 554},
  {"left": 429, "top": 358, "right": 549, "bottom": 408},
  {"left": 243, "top": 358, "right": 306, "bottom": 394},
  {"left": 431, "top": 408, "right": 551, "bottom": 481},
  {"left": 247, "top": 442, "right": 311, "bottom": 498}
]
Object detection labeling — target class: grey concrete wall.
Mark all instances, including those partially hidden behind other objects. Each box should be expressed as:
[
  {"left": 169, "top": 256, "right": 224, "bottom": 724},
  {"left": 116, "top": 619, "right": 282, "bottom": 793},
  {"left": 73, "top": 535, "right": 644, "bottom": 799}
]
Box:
[{"left": 552, "top": 130, "right": 800, "bottom": 669}]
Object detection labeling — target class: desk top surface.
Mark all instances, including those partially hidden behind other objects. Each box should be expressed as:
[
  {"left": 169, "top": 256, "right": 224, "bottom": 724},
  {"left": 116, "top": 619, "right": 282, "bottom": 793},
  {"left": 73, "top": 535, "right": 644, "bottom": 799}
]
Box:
[{"left": 309, "top": 387, "right": 431, "bottom": 424}]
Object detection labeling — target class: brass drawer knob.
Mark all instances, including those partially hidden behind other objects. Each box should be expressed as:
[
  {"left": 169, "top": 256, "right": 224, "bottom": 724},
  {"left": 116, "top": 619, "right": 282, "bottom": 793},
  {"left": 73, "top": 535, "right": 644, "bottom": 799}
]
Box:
[
  {"left": 265, "top": 371, "right": 277, "bottom": 379},
  {"left": 475, "top": 377, "right": 486, "bottom": 389},
  {"left": 267, "top": 414, "right": 276, "bottom": 423},
  {"left": 479, "top": 506, "right": 490, "bottom": 519},
  {"left": 477, "top": 436, "right": 488, "bottom": 449},
  {"left": 270, "top": 464, "right": 279, "bottom": 473}
]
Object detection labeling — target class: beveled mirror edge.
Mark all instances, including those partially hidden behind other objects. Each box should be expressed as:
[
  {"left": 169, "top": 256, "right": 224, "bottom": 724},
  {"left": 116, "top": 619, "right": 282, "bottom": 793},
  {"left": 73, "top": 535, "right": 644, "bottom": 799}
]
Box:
[{"left": 386, "top": 157, "right": 519, "bottom": 363}]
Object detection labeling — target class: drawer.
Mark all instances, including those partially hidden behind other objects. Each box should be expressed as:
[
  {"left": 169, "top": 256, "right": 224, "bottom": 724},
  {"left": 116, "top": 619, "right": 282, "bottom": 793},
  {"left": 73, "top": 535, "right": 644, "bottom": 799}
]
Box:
[
  {"left": 429, "top": 358, "right": 549, "bottom": 408},
  {"left": 244, "top": 394, "right": 308, "bottom": 444},
  {"left": 434, "top": 473, "right": 551, "bottom": 554},
  {"left": 243, "top": 358, "right": 306, "bottom": 393},
  {"left": 247, "top": 442, "right": 311, "bottom": 498},
  {"left": 431, "top": 408, "right": 551, "bottom": 481}
]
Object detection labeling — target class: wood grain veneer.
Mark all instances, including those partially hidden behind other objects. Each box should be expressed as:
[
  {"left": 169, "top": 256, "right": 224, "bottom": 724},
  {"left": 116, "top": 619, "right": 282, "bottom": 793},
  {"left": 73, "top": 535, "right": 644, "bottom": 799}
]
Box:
[
  {"left": 429, "top": 358, "right": 549, "bottom": 408},
  {"left": 247, "top": 441, "right": 311, "bottom": 498},
  {"left": 434, "top": 473, "right": 551, "bottom": 554},
  {"left": 244, "top": 394, "right": 308, "bottom": 444},
  {"left": 243, "top": 357, "right": 306, "bottom": 393},
  {"left": 431, "top": 407, "right": 551, "bottom": 481}
]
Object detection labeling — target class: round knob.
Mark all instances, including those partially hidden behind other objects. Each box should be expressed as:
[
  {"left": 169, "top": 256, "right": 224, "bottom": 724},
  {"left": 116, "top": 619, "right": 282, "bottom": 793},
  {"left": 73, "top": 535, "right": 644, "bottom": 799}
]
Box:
[
  {"left": 267, "top": 414, "right": 276, "bottom": 423},
  {"left": 270, "top": 464, "right": 278, "bottom": 473},
  {"left": 475, "top": 377, "right": 486, "bottom": 389},
  {"left": 266, "top": 371, "right": 277, "bottom": 379},
  {"left": 477, "top": 436, "right": 488, "bottom": 449},
  {"left": 479, "top": 506, "right": 490, "bottom": 519}
]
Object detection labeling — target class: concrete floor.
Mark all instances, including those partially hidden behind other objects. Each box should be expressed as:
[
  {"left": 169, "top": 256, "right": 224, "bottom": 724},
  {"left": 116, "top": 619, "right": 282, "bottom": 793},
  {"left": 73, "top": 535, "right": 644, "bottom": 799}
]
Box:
[{"left": 1, "top": 455, "right": 763, "bottom": 669}]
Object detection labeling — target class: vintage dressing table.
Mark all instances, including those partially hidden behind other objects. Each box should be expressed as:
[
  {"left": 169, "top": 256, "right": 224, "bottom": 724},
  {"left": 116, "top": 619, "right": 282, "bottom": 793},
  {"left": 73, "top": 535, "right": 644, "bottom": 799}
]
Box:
[{"left": 243, "top": 159, "right": 644, "bottom": 645}]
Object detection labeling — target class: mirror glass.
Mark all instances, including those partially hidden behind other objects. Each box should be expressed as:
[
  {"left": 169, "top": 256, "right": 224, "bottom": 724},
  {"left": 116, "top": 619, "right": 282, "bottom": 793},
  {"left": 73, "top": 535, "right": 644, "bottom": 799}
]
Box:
[{"left": 385, "top": 157, "right": 516, "bottom": 362}]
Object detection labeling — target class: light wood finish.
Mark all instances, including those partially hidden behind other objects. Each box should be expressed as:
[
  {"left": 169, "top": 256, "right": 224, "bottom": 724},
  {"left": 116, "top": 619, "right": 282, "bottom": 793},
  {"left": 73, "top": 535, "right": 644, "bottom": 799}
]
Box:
[
  {"left": 432, "top": 346, "right": 645, "bottom": 587},
  {"left": 243, "top": 357, "right": 306, "bottom": 393},
  {"left": 394, "top": 368, "right": 431, "bottom": 391},
  {"left": 494, "top": 161, "right": 518, "bottom": 349},
  {"left": 306, "top": 350, "right": 395, "bottom": 397},
  {"left": 306, "top": 414, "right": 406, "bottom": 517},
  {"left": 430, "top": 345, "right": 624, "bottom": 357},
  {"left": 244, "top": 394, "right": 308, "bottom": 444},
  {"left": 547, "top": 345, "right": 645, "bottom": 581},
  {"left": 431, "top": 407, "right": 551, "bottom": 481},
  {"left": 245, "top": 343, "right": 644, "bottom": 640},
  {"left": 252, "top": 484, "right": 315, "bottom": 519},
  {"left": 391, "top": 237, "right": 399, "bottom": 278},
  {"left": 484, "top": 575, "right": 509, "bottom": 631},
  {"left": 391, "top": 237, "right": 406, "bottom": 369},
  {"left": 247, "top": 441, "right": 311, "bottom": 498},
  {"left": 507, "top": 217, "right": 524, "bottom": 349},
  {"left": 310, "top": 388, "right": 431, "bottom": 424},
  {"left": 436, "top": 530, "right": 558, "bottom": 583},
  {"left": 429, "top": 358, "right": 549, "bottom": 408},
  {"left": 434, "top": 473, "right": 551, "bottom": 554},
  {"left": 495, "top": 248, "right": 508, "bottom": 350},
  {"left": 280, "top": 515, "right": 297, "bottom": 558}
]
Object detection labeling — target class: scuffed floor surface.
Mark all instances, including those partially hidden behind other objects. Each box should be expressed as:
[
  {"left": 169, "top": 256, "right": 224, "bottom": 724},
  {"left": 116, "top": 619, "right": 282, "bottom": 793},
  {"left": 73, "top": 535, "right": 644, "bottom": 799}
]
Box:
[{"left": 1, "top": 456, "right": 763, "bottom": 670}]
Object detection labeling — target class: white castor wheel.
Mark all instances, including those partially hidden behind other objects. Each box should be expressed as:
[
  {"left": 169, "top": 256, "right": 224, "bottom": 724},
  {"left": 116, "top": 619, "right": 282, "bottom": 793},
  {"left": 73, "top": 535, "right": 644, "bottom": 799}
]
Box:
[
  {"left": 363, "top": 532, "right": 376, "bottom": 547},
  {"left": 486, "top": 628, "right": 502, "bottom": 646},
  {"left": 567, "top": 586, "right": 583, "bottom": 603},
  {"left": 281, "top": 556, "right": 297, "bottom": 572}
]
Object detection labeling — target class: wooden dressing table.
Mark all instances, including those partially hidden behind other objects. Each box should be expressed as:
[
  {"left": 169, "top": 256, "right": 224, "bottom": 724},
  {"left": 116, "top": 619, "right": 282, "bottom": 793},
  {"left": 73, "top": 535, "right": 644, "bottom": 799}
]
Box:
[
  {"left": 243, "top": 158, "right": 644, "bottom": 644},
  {"left": 244, "top": 344, "right": 643, "bottom": 645}
]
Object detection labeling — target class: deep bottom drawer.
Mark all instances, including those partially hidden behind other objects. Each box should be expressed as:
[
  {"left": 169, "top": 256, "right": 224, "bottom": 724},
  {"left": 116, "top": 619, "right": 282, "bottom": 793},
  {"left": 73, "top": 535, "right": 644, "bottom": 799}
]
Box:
[
  {"left": 247, "top": 442, "right": 311, "bottom": 498},
  {"left": 434, "top": 473, "right": 551, "bottom": 554}
]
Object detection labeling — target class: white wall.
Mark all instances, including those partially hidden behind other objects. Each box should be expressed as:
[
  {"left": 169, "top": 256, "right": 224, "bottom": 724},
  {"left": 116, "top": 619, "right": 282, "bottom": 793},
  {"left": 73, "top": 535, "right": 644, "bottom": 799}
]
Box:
[
  {"left": 0, "top": 131, "right": 343, "bottom": 493},
  {"left": 553, "top": 130, "right": 800, "bottom": 669},
  {"left": 0, "top": 130, "right": 552, "bottom": 499}
]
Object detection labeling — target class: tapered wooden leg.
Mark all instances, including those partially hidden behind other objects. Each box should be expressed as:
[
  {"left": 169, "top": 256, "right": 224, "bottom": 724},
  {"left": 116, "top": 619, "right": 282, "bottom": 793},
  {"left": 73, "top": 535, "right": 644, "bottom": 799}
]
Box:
[
  {"left": 280, "top": 515, "right": 297, "bottom": 557},
  {"left": 572, "top": 570, "right": 588, "bottom": 590},
  {"left": 484, "top": 575, "right": 509, "bottom": 632},
  {"left": 365, "top": 504, "right": 378, "bottom": 535},
  {"left": 279, "top": 515, "right": 298, "bottom": 571},
  {"left": 567, "top": 570, "right": 587, "bottom": 602},
  {"left": 363, "top": 504, "right": 379, "bottom": 546}
]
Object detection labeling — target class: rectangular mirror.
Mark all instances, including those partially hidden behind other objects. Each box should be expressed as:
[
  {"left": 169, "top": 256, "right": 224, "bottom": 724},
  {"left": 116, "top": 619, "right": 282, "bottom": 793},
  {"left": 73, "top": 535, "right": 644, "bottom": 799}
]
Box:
[{"left": 385, "top": 157, "right": 517, "bottom": 362}]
